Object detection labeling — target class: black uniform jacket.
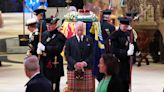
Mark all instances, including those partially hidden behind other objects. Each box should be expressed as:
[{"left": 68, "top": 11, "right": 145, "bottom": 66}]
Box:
[
  {"left": 40, "top": 29, "right": 66, "bottom": 83},
  {"left": 29, "top": 31, "right": 39, "bottom": 56},
  {"left": 110, "top": 29, "right": 133, "bottom": 81}
]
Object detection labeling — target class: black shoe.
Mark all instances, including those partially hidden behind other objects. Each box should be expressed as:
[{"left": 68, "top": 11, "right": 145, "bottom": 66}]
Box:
[
  {"left": 137, "top": 63, "right": 141, "bottom": 67},
  {"left": 146, "top": 62, "right": 150, "bottom": 65}
]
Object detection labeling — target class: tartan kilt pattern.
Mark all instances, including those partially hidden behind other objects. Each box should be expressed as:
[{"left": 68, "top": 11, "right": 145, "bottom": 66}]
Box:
[{"left": 67, "top": 70, "right": 94, "bottom": 92}]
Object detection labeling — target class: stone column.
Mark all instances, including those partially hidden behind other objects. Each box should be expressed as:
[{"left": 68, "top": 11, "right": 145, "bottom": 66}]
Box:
[
  {"left": 0, "top": 60, "right": 1, "bottom": 66},
  {"left": 0, "top": 11, "right": 3, "bottom": 28},
  {"left": 158, "top": 22, "right": 164, "bottom": 63}
]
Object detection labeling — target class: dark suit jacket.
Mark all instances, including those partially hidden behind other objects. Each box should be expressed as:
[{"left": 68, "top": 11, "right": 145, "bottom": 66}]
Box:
[
  {"left": 101, "top": 20, "right": 115, "bottom": 41},
  {"left": 107, "top": 75, "right": 122, "bottom": 92},
  {"left": 25, "top": 73, "right": 53, "bottom": 92},
  {"left": 65, "top": 35, "right": 94, "bottom": 70}
]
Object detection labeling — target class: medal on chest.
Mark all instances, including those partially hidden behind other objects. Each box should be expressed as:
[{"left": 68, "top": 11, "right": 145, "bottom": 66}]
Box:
[
  {"left": 105, "top": 29, "right": 110, "bottom": 35},
  {"left": 46, "top": 37, "right": 51, "bottom": 43},
  {"left": 46, "top": 34, "right": 56, "bottom": 43},
  {"left": 125, "top": 40, "right": 129, "bottom": 46}
]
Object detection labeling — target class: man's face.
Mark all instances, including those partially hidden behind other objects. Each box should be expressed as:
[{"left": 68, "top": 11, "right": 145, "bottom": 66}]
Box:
[
  {"left": 47, "top": 23, "right": 57, "bottom": 32},
  {"left": 120, "top": 24, "right": 128, "bottom": 32},
  {"left": 75, "top": 25, "right": 84, "bottom": 36},
  {"left": 28, "top": 25, "right": 37, "bottom": 32},
  {"left": 37, "top": 13, "right": 43, "bottom": 20}
]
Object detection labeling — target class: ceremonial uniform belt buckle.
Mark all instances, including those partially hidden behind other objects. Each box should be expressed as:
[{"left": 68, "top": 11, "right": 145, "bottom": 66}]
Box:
[
  {"left": 75, "top": 68, "right": 85, "bottom": 80},
  {"left": 53, "top": 56, "right": 59, "bottom": 67}
]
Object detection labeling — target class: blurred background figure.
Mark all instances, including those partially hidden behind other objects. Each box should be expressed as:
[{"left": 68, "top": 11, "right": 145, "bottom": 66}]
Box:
[
  {"left": 67, "top": 6, "right": 77, "bottom": 12},
  {"left": 70, "top": 0, "right": 84, "bottom": 11},
  {"left": 26, "top": 18, "right": 39, "bottom": 56},
  {"left": 33, "top": 6, "right": 47, "bottom": 33},
  {"left": 100, "top": 9, "right": 115, "bottom": 54}
]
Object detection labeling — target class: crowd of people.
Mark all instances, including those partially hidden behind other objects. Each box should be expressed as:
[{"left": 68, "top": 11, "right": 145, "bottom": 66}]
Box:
[{"left": 24, "top": 4, "right": 143, "bottom": 92}]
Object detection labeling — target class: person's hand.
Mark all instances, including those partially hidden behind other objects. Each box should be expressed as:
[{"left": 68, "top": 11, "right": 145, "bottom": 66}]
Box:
[
  {"left": 81, "top": 61, "right": 87, "bottom": 67},
  {"left": 127, "top": 25, "right": 132, "bottom": 30},
  {"left": 127, "top": 44, "right": 134, "bottom": 56},
  {"left": 37, "top": 48, "right": 42, "bottom": 55},
  {"left": 38, "top": 42, "right": 45, "bottom": 51},
  {"left": 26, "top": 50, "right": 32, "bottom": 56},
  {"left": 136, "top": 51, "right": 141, "bottom": 56},
  {"left": 74, "top": 62, "right": 83, "bottom": 69}
]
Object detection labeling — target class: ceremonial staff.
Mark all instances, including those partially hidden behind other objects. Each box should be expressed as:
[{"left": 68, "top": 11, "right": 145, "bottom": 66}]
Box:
[{"left": 38, "top": 19, "right": 43, "bottom": 59}]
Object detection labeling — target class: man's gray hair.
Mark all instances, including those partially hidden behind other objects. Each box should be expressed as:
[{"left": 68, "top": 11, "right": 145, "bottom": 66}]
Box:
[
  {"left": 68, "top": 6, "right": 77, "bottom": 12},
  {"left": 24, "top": 55, "right": 39, "bottom": 71},
  {"left": 74, "top": 21, "right": 84, "bottom": 31}
]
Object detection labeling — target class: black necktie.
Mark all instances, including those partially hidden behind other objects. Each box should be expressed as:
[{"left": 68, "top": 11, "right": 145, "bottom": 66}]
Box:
[
  {"left": 79, "top": 37, "right": 83, "bottom": 61},
  {"left": 79, "top": 38, "right": 82, "bottom": 48}
]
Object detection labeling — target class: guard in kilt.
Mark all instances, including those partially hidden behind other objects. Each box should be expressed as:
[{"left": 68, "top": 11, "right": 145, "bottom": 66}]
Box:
[
  {"left": 100, "top": 10, "right": 115, "bottom": 54},
  {"left": 110, "top": 17, "right": 136, "bottom": 92},
  {"left": 26, "top": 18, "right": 39, "bottom": 56},
  {"left": 64, "top": 21, "right": 94, "bottom": 92},
  {"left": 37, "top": 17, "right": 66, "bottom": 92}
]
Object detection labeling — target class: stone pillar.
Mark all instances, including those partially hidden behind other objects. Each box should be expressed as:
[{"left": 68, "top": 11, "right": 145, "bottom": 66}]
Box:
[
  {"left": 0, "top": 61, "right": 2, "bottom": 66},
  {"left": 158, "top": 22, "right": 164, "bottom": 63},
  {"left": 0, "top": 11, "right": 3, "bottom": 28}
]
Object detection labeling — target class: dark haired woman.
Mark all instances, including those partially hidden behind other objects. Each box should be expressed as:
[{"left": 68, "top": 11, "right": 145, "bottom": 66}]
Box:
[{"left": 97, "top": 54, "right": 122, "bottom": 92}]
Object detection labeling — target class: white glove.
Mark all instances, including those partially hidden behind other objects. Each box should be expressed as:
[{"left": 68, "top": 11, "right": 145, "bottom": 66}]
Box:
[
  {"left": 38, "top": 42, "right": 45, "bottom": 51},
  {"left": 136, "top": 51, "right": 141, "bottom": 56},
  {"left": 127, "top": 26, "right": 132, "bottom": 30},
  {"left": 133, "top": 16, "right": 139, "bottom": 20},
  {"left": 26, "top": 50, "right": 31, "bottom": 56},
  {"left": 127, "top": 44, "right": 134, "bottom": 56},
  {"left": 37, "top": 48, "right": 42, "bottom": 55}
]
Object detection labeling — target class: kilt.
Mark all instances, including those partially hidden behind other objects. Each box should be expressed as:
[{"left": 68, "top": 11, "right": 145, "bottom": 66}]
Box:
[{"left": 67, "top": 70, "right": 94, "bottom": 92}]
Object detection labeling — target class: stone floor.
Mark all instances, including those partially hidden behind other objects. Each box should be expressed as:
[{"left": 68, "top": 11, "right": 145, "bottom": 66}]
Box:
[{"left": 0, "top": 59, "right": 164, "bottom": 92}]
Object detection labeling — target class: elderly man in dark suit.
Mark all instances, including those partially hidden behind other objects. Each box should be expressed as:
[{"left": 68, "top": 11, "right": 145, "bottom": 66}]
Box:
[
  {"left": 24, "top": 55, "right": 53, "bottom": 92},
  {"left": 65, "top": 21, "right": 94, "bottom": 92}
]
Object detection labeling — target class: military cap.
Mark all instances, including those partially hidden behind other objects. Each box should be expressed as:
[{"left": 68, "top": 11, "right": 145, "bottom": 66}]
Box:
[
  {"left": 46, "top": 16, "right": 60, "bottom": 24},
  {"left": 126, "top": 12, "right": 138, "bottom": 18},
  {"left": 26, "top": 18, "right": 37, "bottom": 26},
  {"left": 118, "top": 16, "right": 131, "bottom": 25},
  {"left": 34, "top": 5, "right": 47, "bottom": 15},
  {"left": 102, "top": 9, "right": 112, "bottom": 15}
]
